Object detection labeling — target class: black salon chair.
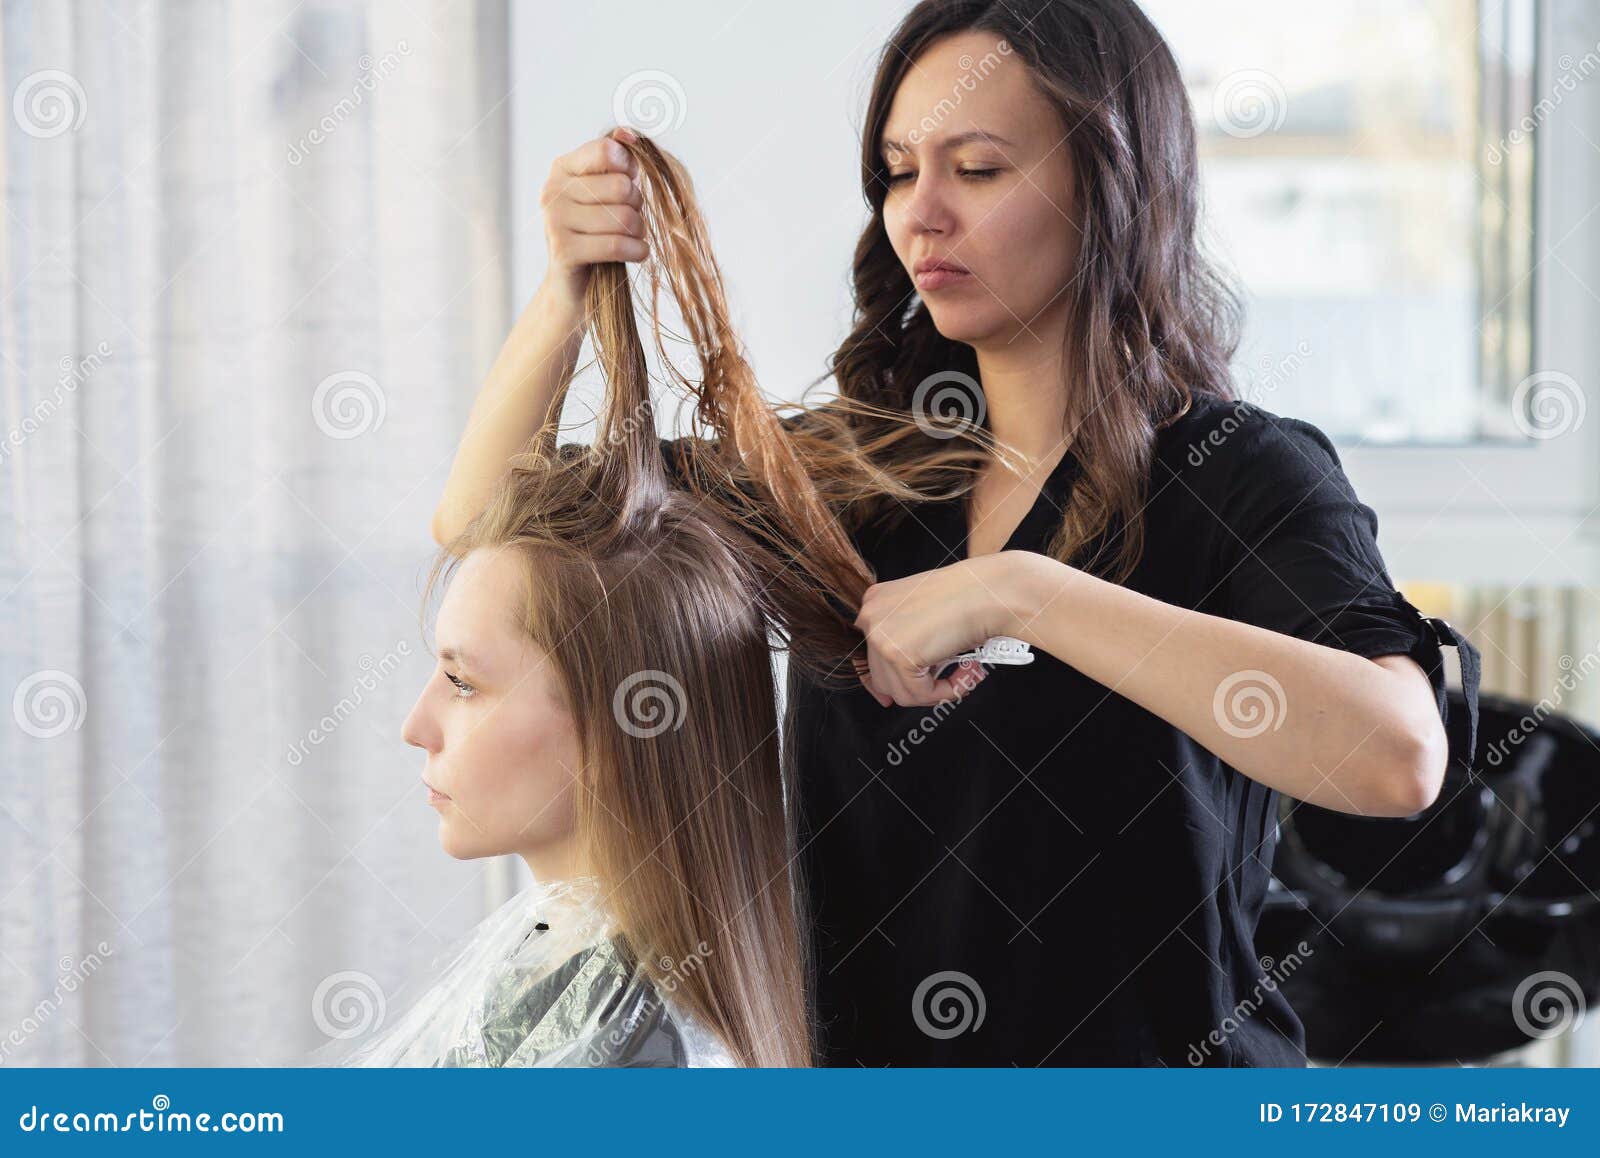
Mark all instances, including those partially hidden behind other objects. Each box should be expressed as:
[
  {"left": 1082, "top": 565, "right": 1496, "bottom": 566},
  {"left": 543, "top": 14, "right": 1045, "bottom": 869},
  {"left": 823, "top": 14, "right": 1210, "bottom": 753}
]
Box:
[{"left": 1255, "top": 689, "right": 1600, "bottom": 1064}]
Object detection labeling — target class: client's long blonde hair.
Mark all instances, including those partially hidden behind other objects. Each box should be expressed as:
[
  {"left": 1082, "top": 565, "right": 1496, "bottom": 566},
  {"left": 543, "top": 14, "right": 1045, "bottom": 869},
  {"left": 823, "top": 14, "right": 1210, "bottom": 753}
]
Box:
[{"left": 425, "top": 130, "right": 1009, "bottom": 1067}]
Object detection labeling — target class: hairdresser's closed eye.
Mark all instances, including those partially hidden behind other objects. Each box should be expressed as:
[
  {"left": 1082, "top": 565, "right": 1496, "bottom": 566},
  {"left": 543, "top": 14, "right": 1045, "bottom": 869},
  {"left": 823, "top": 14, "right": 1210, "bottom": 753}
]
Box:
[
  {"left": 885, "top": 167, "right": 1002, "bottom": 186},
  {"left": 445, "top": 671, "right": 477, "bottom": 699}
]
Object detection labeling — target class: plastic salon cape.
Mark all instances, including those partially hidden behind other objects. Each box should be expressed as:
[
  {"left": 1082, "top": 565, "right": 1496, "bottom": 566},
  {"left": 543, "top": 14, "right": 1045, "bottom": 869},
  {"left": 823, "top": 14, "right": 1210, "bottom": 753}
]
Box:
[{"left": 308, "top": 876, "right": 736, "bottom": 1068}]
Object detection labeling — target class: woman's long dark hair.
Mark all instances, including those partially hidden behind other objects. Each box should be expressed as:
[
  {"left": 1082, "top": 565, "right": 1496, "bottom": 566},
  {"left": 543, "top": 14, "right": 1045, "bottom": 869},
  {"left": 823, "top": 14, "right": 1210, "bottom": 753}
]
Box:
[{"left": 825, "top": 0, "right": 1243, "bottom": 583}]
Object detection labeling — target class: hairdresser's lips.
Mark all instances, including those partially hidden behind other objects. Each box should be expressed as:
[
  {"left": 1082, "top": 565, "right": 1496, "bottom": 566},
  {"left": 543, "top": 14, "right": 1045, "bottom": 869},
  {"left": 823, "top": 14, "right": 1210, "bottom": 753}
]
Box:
[{"left": 913, "top": 265, "right": 971, "bottom": 291}]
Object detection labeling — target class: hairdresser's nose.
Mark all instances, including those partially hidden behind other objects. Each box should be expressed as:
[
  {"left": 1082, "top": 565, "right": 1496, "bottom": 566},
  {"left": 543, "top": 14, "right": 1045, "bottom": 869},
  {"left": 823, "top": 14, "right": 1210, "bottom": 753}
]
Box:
[
  {"left": 400, "top": 683, "right": 440, "bottom": 754},
  {"left": 902, "top": 170, "right": 960, "bottom": 236}
]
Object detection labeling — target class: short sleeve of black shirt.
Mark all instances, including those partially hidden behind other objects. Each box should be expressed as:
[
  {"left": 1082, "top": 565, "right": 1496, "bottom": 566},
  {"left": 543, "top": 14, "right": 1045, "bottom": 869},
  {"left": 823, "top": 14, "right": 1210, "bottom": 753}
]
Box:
[{"left": 1196, "top": 403, "right": 1481, "bottom": 780}]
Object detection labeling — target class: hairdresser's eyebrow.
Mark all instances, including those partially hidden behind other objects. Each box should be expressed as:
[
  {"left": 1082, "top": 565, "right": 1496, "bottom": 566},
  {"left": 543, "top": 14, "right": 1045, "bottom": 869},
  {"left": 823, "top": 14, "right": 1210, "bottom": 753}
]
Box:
[{"left": 878, "top": 128, "right": 1016, "bottom": 158}]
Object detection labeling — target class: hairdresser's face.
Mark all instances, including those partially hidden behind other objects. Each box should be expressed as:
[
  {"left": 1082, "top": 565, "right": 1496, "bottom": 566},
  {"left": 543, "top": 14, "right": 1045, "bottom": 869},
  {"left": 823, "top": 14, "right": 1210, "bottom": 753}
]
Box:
[
  {"left": 400, "top": 548, "right": 583, "bottom": 877},
  {"left": 879, "top": 30, "right": 1079, "bottom": 346}
]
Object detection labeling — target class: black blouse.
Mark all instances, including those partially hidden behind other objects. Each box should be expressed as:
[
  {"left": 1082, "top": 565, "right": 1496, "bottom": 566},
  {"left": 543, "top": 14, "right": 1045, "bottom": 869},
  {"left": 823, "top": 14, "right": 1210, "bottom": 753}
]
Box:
[{"left": 665, "top": 392, "right": 1481, "bottom": 1067}]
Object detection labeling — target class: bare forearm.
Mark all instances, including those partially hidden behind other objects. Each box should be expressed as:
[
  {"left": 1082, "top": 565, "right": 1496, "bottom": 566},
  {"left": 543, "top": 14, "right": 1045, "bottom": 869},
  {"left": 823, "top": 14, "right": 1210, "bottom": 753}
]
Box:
[
  {"left": 431, "top": 282, "right": 587, "bottom": 544},
  {"left": 1002, "top": 552, "right": 1435, "bottom": 817}
]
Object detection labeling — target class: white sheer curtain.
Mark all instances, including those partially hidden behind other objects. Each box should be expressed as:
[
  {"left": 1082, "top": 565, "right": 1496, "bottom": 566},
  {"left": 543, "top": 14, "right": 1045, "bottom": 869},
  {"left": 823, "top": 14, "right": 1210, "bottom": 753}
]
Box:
[{"left": 0, "top": 0, "right": 514, "bottom": 1064}]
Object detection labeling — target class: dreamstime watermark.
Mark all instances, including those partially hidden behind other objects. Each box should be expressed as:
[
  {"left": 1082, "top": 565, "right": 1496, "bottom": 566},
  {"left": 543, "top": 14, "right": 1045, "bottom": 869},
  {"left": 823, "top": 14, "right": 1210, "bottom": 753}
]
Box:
[
  {"left": 612, "top": 669, "right": 688, "bottom": 739},
  {"left": 1240, "top": 340, "right": 1314, "bottom": 405},
  {"left": 655, "top": 938, "right": 713, "bottom": 996},
  {"left": 311, "top": 370, "right": 386, "bottom": 439},
  {"left": 1487, "top": 41, "right": 1600, "bottom": 165},
  {"left": 1512, "top": 969, "right": 1586, "bottom": 1039},
  {"left": 312, "top": 970, "right": 387, "bottom": 1039},
  {"left": 1186, "top": 941, "right": 1313, "bottom": 1065},
  {"left": 0, "top": 943, "right": 115, "bottom": 1065},
  {"left": 612, "top": 69, "right": 687, "bottom": 136},
  {"left": 1185, "top": 342, "right": 1312, "bottom": 467},
  {"left": 1482, "top": 643, "right": 1600, "bottom": 768},
  {"left": 1212, "top": 668, "right": 1288, "bottom": 739},
  {"left": 285, "top": 641, "right": 413, "bottom": 766},
  {"left": 910, "top": 369, "right": 986, "bottom": 439},
  {"left": 596, "top": 394, "right": 659, "bottom": 453},
  {"left": 884, "top": 663, "right": 987, "bottom": 766},
  {"left": 12, "top": 69, "right": 87, "bottom": 138},
  {"left": 1212, "top": 69, "right": 1288, "bottom": 139},
  {"left": 17, "top": 1095, "right": 284, "bottom": 1134},
  {"left": 1510, "top": 369, "right": 1585, "bottom": 440},
  {"left": 574, "top": 940, "right": 713, "bottom": 1065},
  {"left": 1, "top": 342, "right": 112, "bottom": 464},
  {"left": 890, "top": 40, "right": 1014, "bottom": 153},
  {"left": 912, "top": 970, "right": 986, "bottom": 1039},
  {"left": 12, "top": 669, "right": 88, "bottom": 739},
  {"left": 287, "top": 41, "right": 413, "bottom": 165}
]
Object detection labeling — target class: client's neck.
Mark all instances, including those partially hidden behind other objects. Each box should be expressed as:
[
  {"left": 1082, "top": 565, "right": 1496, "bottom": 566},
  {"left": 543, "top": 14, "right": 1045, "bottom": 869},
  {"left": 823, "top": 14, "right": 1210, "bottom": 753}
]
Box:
[{"left": 519, "top": 836, "right": 582, "bottom": 891}]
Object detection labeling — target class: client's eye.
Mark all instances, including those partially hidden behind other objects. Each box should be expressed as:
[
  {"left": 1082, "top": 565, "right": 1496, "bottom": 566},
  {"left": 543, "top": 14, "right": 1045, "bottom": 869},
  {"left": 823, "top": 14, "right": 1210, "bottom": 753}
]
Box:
[{"left": 445, "top": 672, "right": 477, "bottom": 699}]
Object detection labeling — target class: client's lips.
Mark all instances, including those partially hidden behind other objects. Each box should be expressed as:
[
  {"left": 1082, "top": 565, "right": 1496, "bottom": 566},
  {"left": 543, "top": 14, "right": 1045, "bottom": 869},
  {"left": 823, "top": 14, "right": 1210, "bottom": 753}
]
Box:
[{"left": 422, "top": 776, "right": 451, "bottom": 802}]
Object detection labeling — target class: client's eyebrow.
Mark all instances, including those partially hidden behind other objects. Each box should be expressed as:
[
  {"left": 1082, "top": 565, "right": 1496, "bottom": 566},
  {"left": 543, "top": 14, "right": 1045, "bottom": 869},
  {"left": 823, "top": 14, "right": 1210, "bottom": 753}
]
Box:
[
  {"left": 878, "top": 128, "right": 1016, "bottom": 157},
  {"left": 438, "top": 646, "right": 482, "bottom": 675}
]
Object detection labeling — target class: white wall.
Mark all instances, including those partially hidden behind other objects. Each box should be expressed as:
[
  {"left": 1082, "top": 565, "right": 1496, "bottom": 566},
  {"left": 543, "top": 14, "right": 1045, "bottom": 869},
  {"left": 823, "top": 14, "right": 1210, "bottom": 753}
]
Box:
[{"left": 509, "top": 0, "right": 913, "bottom": 433}]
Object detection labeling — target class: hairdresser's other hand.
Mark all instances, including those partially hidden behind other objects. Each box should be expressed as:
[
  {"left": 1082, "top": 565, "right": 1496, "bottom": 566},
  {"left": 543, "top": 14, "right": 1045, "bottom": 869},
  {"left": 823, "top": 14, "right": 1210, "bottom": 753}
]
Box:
[
  {"left": 537, "top": 126, "right": 648, "bottom": 316},
  {"left": 852, "top": 550, "right": 1042, "bottom": 708}
]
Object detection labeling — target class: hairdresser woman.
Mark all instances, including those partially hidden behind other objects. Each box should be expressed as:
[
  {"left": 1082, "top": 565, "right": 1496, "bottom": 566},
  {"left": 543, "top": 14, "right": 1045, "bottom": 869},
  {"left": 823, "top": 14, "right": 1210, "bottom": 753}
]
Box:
[{"left": 433, "top": 0, "right": 1481, "bottom": 1067}]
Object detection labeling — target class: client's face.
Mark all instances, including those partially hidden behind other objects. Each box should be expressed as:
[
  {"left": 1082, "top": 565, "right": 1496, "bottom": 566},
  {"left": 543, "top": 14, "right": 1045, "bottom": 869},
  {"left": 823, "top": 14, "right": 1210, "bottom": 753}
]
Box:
[{"left": 400, "top": 547, "right": 583, "bottom": 878}]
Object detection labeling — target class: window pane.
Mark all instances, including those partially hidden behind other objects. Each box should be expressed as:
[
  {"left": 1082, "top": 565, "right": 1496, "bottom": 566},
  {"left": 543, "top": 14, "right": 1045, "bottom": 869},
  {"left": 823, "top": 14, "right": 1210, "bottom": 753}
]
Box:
[{"left": 1142, "top": 0, "right": 1537, "bottom": 444}]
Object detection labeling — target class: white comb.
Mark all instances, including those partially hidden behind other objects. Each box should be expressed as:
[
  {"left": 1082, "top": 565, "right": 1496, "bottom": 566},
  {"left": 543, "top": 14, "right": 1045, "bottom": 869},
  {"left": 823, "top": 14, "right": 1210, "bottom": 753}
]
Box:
[{"left": 945, "top": 635, "right": 1035, "bottom": 667}]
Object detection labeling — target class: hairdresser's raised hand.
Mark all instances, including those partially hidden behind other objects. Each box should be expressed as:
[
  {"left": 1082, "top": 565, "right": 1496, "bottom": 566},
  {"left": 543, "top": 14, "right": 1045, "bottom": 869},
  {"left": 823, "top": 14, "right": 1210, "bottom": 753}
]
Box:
[
  {"left": 537, "top": 126, "right": 649, "bottom": 318},
  {"left": 852, "top": 551, "right": 1043, "bottom": 708}
]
